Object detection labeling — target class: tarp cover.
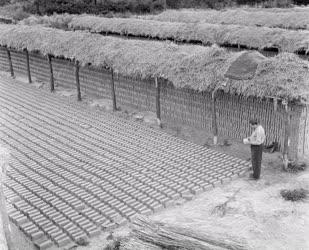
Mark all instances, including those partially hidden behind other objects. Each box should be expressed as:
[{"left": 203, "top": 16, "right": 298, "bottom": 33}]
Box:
[{"left": 225, "top": 51, "right": 266, "bottom": 80}]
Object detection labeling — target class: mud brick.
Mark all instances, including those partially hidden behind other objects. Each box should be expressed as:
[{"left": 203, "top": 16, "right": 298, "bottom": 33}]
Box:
[
  {"left": 237, "top": 170, "right": 248, "bottom": 176},
  {"left": 211, "top": 179, "right": 222, "bottom": 187},
  {"left": 230, "top": 173, "right": 239, "bottom": 180},
  {"left": 15, "top": 215, "right": 30, "bottom": 226},
  {"left": 139, "top": 207, "right": 152, "bottom": 216},
  {"left": 71, "top": 232, "right": 88, "bottom": 241},
  {"left": 201, "top": 183, "right": 213, "bottom": 191},
  {"left": 180, "top": 189, "right": 193, "bottom": 197},
  {"left": 30, "top": 230, "right": 45, "bottom": 241},
  {"left": 221, "top": 176, "right": 232, "bottom": 184},
  {"left": 191, "top": 186, "right": 204, "bottom": 195},
  {"left": 49, "top": 229, "right": 63, "bottom": 239},
  {"left": 101, "top": 221, "right": 117, "bottom": 230},
  {"left": 93, "top": 216, "right": 109, "bottom": 226},
  {"left": 20, "top": 222, "right": 37, "bottom": 235},
  {"left": 34, "top": 237, "right": 54, "bottom": 250},
  {"left": 150, "top": 203, "right": 164, "bottom": 212},
  {"left": 44, "top": 225, "right": 59, "bottom": 234},
  {"left": 78, "top": 220, "right": 94, "bottom": 229},
  {"left": 55, "top": 235, "right": 72, "bottom": 247},
  {"left": 86, "top": 227, "right": 101, "bottom": 238},
  {"left": 163, "top": 199, "right": 175, "bottom": 208}
]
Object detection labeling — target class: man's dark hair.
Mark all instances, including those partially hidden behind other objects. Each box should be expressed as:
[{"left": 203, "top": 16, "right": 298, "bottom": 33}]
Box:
[{"left": 249, "top": 118, "right": 259, "bottom": 125}]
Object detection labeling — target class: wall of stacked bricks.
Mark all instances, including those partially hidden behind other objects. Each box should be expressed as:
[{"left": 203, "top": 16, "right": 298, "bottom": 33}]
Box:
[{"left": 0, "top": 47, "right": 307, "bottom": 159}]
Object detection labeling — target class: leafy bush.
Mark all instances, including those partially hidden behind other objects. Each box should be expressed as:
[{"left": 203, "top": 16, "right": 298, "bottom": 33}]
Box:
[
  {"left": 0, "top": 2, "right": 30, "bottom": 20},
  {"left": 166, "top": 0, "right": 301, "bottom": 8},
  {"left": 142, "top": 8, "right": 309, "bottom": 30},
  {"left": 280, "top": 188, "right": 308, "bottom": 201},
  {"left": 286, "top": 161, "right": 307, "bottom": 173},
  {"left": 21, "top": 0, "right": 165, "bottom": 15}
]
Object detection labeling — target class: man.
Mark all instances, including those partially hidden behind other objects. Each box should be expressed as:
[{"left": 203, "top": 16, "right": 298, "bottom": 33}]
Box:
[{"left": 243, "top": 118, "right": 266, "bottom": 180}]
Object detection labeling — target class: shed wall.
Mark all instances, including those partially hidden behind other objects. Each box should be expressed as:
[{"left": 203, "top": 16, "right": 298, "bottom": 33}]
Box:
[{"left": 0, "top": 47, "right": 305, "bottom": 159}]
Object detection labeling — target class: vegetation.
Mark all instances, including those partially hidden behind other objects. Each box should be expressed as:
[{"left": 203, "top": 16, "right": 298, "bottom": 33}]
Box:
[
  {"left": 21, "top": 14, "right": 309, "bottom": 53},
  {"left": 286, "top": 161, "right": 307, "bottom": 172},
  {"left": 2, "top": 0, "right": 165, "bottom": 16},
  {"left": 140, "top": 8, "right": 309, "bottom": 30},
  {"left": 166, "top": 0, "right": 297, "bottom": 8},
  {"left": 280, "top": 188, "right": 308, "bottom": 201},
  {"left": 0, "top": 1, "right": 29, "bottom": 20},
  {"left": 0, "top": 24, "right": 308, "bottom": 103}
]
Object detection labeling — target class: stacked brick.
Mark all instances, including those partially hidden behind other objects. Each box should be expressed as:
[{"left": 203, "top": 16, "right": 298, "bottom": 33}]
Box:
[{"left": 0, "top": 77, "right": 251, "bottom": 249}]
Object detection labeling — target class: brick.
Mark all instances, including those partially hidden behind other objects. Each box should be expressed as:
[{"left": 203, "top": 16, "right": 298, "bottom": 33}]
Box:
[
  {"left": 34, "top": 237, "right": 54, "bottom": 250},
  {"left": 55, "top": 235, "right": 72, "bottom": 247},
  {"left": 30, "top": 230, "right": 45, "bottom": 241},
  {"left": 86, "top": 227, "right": 101, "bottom": 237}
]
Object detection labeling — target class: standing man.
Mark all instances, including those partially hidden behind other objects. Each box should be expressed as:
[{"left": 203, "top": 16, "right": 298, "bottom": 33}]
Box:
[{"left": 243, "top": 118, "right": 266, "bottom": 180}]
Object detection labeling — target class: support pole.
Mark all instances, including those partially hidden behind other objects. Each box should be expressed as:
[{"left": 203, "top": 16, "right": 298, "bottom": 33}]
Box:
[
  {"left": 283, "top": 100, "right": 290, "bottom": 170},
  {"left": 212, "top": 90, "right": 218, "bottom": 145},
  {"left": 273, "top": 98, "right": 278, "bottom": 112},
  {"left": 6, "top": 47, "right": 14, "bottom": 78},
  {"left": 47, "top": 55, "right": 55, "bottom": 92},
  {"left": 25, "top": 49, "right": 32, "bottom": 83},
  {"left": 110, "top": 69, "right": 117, "bottom": 111},
  {"left": 0, "top": 149, "right": 15, "bottom": 250},
  {"left": 75, "top": 61, "right": 82, "bottom": 101},
  {"left": 155, "top": 77, "right": 162, "bottom": 127}
]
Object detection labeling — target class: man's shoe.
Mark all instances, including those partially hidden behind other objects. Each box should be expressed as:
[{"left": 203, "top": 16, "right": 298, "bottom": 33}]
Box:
[{"left": 249, "top": 173, "right": 259, "bottom": 180}]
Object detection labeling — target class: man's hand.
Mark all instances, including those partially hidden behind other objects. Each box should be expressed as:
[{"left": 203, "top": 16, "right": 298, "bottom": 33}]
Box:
[{"left": 243, "top": 138, "right": 250, "bottom": 144}]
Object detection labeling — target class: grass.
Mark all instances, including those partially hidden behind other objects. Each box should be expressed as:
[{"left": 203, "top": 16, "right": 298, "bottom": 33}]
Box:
[
  {"left": 280, "top": 188, "right": 308, "bottom": 202},
  {"left": 286, "top": 161, "right": 307, "bottom": 173}
]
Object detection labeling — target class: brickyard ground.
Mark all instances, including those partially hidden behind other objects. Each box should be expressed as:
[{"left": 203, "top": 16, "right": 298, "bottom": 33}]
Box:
[{"left": 1, "top": 73, "right": 309, "bottom": 250}]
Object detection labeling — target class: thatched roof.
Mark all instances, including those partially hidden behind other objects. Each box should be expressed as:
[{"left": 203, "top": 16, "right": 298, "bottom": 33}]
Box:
[
  {"left": 21, "top": 14, "right": 309, "bottom": 53},
  {"left": 140, "top": 8, "right": 309, "bottom": 30},
  {"left": 225, "top": 51, "right": 266, "bottom": 80},
  {"left": 0, "top": 24, "right": 308, "bottom": 103}
]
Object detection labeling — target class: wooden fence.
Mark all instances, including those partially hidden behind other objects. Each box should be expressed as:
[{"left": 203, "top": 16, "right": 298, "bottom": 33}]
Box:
[{"left": 0, "top": 46, "right": 308, "bottom": 160}]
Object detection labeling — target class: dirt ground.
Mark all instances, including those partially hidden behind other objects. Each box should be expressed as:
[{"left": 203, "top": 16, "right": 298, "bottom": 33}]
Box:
[{"left": 4, "top": 76, "right": 309, "bottom": 250}]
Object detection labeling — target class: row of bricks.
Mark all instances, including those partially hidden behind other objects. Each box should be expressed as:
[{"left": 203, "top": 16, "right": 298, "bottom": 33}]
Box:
[
  {"left": 1, "top": 118, "right": 245, "bottom": 180},
  {"left": 0, "top": 94, "right": 231, "bottom": 166}
]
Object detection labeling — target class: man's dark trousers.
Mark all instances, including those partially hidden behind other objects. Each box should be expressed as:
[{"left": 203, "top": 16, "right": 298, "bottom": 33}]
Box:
[{"left": 251, "top": 144, "right": 263, "bottom": 179}]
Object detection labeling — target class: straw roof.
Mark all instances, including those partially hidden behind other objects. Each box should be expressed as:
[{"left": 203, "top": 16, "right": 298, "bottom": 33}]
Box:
[
  {"left": 140, "top": 8, "right": 309, "bottom": 30},
  {"left": 21, "top": 14, "right": 309, "bottom": 53},
  {"left": 0, "top": 24, "right": 308, "bottom": 103}
]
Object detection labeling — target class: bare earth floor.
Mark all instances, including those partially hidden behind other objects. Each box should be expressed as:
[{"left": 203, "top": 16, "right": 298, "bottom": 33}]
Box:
[{"left": 0, "top": 76, "right": 250, "bottom": 249}]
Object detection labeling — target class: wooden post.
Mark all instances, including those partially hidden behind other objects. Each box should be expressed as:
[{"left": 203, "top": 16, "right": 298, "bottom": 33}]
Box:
[
  {"left": 47, "top": 55, "right": 55, "bottom": 92},
  {"left": 283, "top": 100, "right": 290, "bottom": 170},
  {"left": 155, "top": 77, "right": 162, "bottom": 127},
  {"left": 110, "top": 69, "right": 117, "bottom": 111},
  {"left": 0, "top": 149, "right": 15, "bottom": 250},
  {"left": 212, "top": 90, "right": 218, "bottom": 145},
  {"left": 6, "top": 47, "right": 14, "bottom": 78},
  {"left": 163, "top": 0, "right": 167, "bottom": 10},
  {"left": 25, "top": 49, "right": 32, "bottom": 83},
  {"left": 75, "top": 61, "right": 82, "bottom": 101},
  {"left": 273, "top": 98, "right": 278, "bottom": 112}
]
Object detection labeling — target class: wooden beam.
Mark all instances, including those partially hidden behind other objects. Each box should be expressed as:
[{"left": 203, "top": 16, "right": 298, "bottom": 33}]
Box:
[
  {"left": 75, "top": 61, "right": 82, "bottom": 101},
  {"left": 6, "top": 47, "right": 14, "bottom": 78},
  {"left": 212, "top": 90, "right": 218, "bottom": 145},
  {"left": 25, "top": 49, "right": 32, "bottom": 83},
  {"left": 283, "top": 100, "right": 290, "bottom": 170},
  {"left": 47, "top": 55, "right": 55, "bottom": 92},
  {"left": 155, "top": 77, "right": 162, "bottom": 127},
  {"left": 110, "top": 69, "right": 117, "bottom": 111}
]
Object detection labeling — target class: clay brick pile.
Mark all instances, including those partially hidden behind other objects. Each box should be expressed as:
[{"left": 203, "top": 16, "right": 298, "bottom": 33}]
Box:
[{"left": 0, "top": 76, "right": 250, "bottom": 249}]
